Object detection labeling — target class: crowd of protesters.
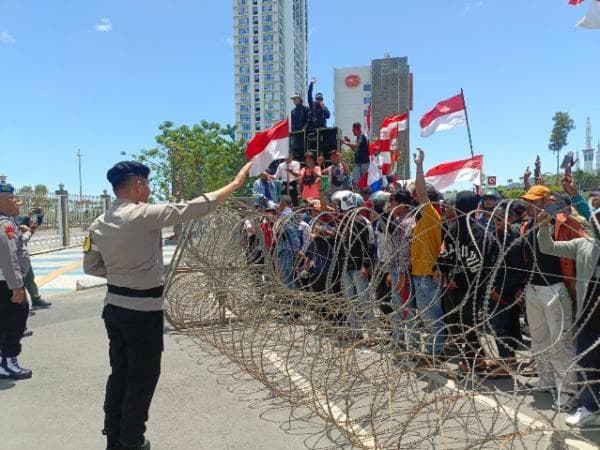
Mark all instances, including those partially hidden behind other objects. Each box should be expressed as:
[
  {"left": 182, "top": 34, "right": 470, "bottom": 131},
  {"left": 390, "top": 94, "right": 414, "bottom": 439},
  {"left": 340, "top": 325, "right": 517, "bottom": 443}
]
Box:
[{"left": 247, "top": 147, "right": 600, "bottom": 428}]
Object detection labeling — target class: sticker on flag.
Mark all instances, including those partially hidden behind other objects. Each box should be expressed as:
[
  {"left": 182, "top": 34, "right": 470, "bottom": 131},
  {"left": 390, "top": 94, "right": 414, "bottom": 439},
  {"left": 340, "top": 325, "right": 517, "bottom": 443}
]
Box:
[{"left": 487, "top": 176, "right": 497, "bottom": 186}]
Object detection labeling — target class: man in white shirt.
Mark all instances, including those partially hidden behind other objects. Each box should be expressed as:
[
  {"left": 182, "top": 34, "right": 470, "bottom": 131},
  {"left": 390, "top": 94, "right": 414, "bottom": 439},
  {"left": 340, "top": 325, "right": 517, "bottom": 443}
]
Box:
[{"left": 274, "top": 154, "right": 301, "bottom": 206}]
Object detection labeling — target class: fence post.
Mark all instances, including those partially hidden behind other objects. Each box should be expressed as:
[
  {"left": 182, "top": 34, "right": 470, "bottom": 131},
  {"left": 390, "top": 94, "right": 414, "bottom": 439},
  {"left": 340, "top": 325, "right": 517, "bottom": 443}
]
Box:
[
  {"left": 55, "top": 184, "right": 70, "bottom": 247},
  {"left": 100, "top": 189, "right": 111, "bottom": 214}
]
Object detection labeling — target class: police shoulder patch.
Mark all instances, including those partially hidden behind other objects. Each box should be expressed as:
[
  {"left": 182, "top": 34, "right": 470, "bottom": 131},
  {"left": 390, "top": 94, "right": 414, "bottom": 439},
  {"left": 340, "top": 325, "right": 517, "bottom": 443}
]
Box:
[
  {"left": 83, "top": 235, "right": 92, "bottom": 253},
  {"left": 4, "top": 224, "right": 15, "bottom": 240}
]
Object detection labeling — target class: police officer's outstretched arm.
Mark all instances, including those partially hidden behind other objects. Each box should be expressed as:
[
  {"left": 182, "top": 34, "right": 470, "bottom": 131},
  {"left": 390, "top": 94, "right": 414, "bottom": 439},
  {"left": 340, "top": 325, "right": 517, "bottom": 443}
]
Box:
[{"left": 142, "top": 162, "right": 253, "bottom": 230}]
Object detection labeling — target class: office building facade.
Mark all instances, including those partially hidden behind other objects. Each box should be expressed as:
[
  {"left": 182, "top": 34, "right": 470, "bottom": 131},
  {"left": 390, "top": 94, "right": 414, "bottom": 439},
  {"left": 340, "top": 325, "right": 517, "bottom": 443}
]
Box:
[
  {"left": 233, "top": 0, "right": 308, "bottom": 141},
  {"left": 334, "top": 56, "right": 412, "bottom": 178}
]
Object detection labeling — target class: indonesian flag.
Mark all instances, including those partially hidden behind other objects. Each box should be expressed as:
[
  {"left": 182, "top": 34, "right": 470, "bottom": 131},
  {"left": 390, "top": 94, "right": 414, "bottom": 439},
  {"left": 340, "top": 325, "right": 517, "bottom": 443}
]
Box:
[
  {"left": 425, "top": 155, "right": 483, "bottom": 191},
  {"left": 379, "top": 113, "right": 408, "bottom": 140},
  {"left": 420, "top": 94, "right": 466, "bottom": 137},
  {"left": 569, "top": 0, "right": 584, "bottom": 5},
  {"left": 245, "top": 119, "right": 289, "bottom": 177},
  {"left": 577, "top": 0, "right": 600, "bottom": 28}
]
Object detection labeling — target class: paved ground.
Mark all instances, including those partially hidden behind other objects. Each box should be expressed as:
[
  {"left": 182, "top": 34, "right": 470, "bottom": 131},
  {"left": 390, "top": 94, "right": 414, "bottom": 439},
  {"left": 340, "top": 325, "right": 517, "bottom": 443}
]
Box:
[
  {"left": 0, "top": 288, "right": 352, "bottom": 450},
  {"left": 30, "top": 245, "right": 176, "bottom": 297}
]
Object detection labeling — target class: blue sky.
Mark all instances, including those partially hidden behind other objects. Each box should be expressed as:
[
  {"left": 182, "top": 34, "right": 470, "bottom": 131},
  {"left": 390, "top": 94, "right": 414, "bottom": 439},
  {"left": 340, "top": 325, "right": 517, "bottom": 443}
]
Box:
[{"left": 1, "top": 0, "right": 599, "bottom": 194}]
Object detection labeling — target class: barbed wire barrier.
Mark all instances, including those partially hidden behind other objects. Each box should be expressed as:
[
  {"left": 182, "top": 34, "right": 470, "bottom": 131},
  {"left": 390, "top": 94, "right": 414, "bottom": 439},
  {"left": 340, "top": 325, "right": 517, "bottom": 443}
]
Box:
[{"left": 164, "top": 198, "right": 600, "bottom": 449}]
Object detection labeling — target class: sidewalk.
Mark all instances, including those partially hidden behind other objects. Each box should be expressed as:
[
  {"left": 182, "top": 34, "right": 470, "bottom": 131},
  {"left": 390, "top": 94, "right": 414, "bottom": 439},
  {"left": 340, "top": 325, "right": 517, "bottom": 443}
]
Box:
[{"left": 31, "top": 245, "right": 177, "bottom": 298}]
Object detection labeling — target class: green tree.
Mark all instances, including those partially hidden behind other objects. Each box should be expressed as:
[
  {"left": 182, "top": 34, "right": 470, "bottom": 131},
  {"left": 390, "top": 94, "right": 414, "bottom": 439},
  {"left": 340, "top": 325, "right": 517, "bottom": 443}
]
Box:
[
  {"left": 34, "top": 184, "right": 48, "bottom": 196},
  {"left": 17, "top": 185, "right": 33, "bottom": 195},
  {"left": 134, "top": 120, "right": 250, "bottom": 202},
  {"left": 548, "top": 112, "right": 575, "bottom": 180}
]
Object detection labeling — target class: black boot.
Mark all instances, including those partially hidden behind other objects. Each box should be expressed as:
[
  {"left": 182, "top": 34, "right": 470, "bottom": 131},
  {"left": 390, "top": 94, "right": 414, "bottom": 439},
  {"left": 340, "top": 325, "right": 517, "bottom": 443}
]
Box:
[
  {"left": 120, "top": 439, "right": 150, "bottom": 450},
  {"left": 102, "top": 429, "right": 120, "bottom": 450}
]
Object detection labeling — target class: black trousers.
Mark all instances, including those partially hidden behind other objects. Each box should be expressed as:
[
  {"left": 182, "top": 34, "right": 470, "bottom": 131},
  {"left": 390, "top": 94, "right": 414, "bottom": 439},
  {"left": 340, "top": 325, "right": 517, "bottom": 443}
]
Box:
[
  {"left": 102, "top": 304, "right": 164, "bottom": 446},
  {"left": 0, "top": 281, "right": 29, "bottom": 358}
]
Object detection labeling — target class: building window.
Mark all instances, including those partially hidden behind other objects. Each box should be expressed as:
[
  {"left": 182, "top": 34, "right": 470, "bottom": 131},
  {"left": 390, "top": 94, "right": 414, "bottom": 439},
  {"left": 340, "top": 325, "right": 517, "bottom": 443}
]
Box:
[
  {"left": 241, "top": 94, "right": 250, "bottom": 103},
  {"left": 254, "top": 94, "right": 260, "bottom": 102},
  {"left": 262, "top": 4, "right": 272, "bottom": 12},
  {"left": 242, "top": 123, "right": 251, "bottom": 131},
  {"left": 241, "top": 132, "right": 250, "bottom": 140},
  {"left": 240, "top": 66, "right": 250, "bottom": 74},
  {"left": 238, "top": 0, "right": 247, "bottom": 5},
  {"left": 263, "top": 63, "right": 274, "bottom": 72},
  {"left": 264, "top": 73, "right": 274, "bottom": 81},
  {"left": 263, "top": 34, "right": 273, "bottom": 42},
  {"left": 240, "top": 114, "right": 250, "bottom": 121},
  {"left": 363, "top": 96, "right": 371, "bottom": 104},
  {"left": 254, "top": 74, "right": 260, "bottom": 82},
  {"left": 263, "top": 24, "right": 273, "bottom": 32},
  {"left": 265, "top": 83, "right": 274, "bottom": 92},
  {"left": 255, "top": 124, "right": 261, "bottom": 131},
  {"left": 239, "top": 75, "right": 249, "bottom": 83},
  {"left": 239, "top": 56, "right": 249, "bottom": 65},
  {"left": 263, "top": 53, "right": 273, "bottom": 62},
  {"left": 240, "top": 104, "right": 249, "bottom": 112},
  {"left": 255, "top": 116, "right": 261, "bottom": 122},
  {"left": 238, "top": 18, "right": 249, "bottom": 26},
  {"left": 252, "top": 6, "right": 258, "bottom": 15},
  {"left": 239, "top": 46, "right": 249, "bottom": 54},
  {"left": 253, "top": 44, "right": 259, "bottom": 54},
  {"left": 239, "top": 6, "right": 247, "bottom": 15},
  {"left": 263, "top": 44, "right": 273, "bottom": 52},
  {"left": 263, "top": 15, "right": 272, "bottom": 22},
  {"left": 363, "top": 84, "right": 371, "bottom": 91}
]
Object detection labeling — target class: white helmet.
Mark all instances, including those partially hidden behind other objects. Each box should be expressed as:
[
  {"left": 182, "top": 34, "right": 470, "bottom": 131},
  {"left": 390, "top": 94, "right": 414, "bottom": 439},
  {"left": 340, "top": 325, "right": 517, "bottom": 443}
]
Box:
[{"left": 331, "top": 190, "right": 364, "bottom": 212}]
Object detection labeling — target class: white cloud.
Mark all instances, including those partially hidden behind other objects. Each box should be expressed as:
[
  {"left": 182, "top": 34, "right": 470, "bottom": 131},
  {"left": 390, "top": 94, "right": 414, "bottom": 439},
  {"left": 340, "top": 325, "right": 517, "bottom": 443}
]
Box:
[
  {"left": 0, "top": 31, "right": 16, "bottom": 44},
  {"left": 95, "top": 18, "right": 112, "bottom": 32}
]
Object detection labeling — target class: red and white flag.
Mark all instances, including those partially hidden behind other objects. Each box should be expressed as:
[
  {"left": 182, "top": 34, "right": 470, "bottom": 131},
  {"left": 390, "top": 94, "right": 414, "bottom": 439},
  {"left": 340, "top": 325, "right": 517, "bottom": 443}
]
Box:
[
  {"left": 577, "top": 0, "right": 600, "bottom": 28},
  {"left": 420, "top": 94, "right": 466, "bottom": 137},
  {"left": 379, "top": 113, "right": 408, "bottom": 140},
  {"left": 245, "top": 119, "right": 289, "bottom": 176},
  {"left": 569, "top": 0, "right": 584, "bottom": 6},
  {"left": 425, "top": 155, "right": 483, "bottom": 191}
]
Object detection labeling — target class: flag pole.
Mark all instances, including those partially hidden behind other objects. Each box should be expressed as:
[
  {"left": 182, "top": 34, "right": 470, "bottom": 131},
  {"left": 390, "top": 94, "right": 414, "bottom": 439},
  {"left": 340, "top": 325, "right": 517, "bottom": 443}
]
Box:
[{"left": 461, "top": 88, "right": 474, "bottom": 158}]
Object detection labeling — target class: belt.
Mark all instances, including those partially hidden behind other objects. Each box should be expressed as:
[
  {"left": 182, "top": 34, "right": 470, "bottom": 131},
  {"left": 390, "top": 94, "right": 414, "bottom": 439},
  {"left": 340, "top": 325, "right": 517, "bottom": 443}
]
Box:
[{"left": 107, "top": 284, "right": 164, "bottom": 298}]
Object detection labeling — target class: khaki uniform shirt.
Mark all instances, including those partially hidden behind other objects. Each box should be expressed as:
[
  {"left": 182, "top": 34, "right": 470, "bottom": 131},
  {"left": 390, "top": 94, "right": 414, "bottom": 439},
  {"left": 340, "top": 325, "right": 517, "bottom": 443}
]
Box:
[
  {"left": 83, "top": 193, "right": 218, "bottom": 311},
  {"left": 0, "top": 216, "right": 27, "bottom": 289}
]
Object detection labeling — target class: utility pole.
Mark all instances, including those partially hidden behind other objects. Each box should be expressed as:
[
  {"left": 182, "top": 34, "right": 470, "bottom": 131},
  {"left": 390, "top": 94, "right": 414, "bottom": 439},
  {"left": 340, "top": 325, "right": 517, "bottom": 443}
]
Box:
[{"left": 77, "top": 149, "right": 83, "bottom": 196}]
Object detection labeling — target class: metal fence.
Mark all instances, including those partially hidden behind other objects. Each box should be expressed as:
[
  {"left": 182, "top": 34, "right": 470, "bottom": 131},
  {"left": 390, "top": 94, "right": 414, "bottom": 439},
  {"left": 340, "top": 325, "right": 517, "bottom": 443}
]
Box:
[{"left": 16, "top": 186, "right": 111, "bottom": 254}]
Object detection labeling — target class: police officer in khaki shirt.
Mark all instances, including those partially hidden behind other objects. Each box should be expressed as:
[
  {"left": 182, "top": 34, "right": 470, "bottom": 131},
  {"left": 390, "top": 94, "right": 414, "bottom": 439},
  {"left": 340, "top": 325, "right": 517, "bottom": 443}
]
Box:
[
  {"left": 84, "top": 161, "right": 251, "bottom": 450},
  {"left": 0, "top": 180, "right": 32, "bottom": 380}
]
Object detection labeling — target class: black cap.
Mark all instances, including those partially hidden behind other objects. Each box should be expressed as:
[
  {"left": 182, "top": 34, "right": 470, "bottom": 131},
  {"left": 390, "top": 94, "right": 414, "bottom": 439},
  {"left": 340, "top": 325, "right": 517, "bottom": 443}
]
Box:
[
  {"left": 315, "top": 92, "right": 324, "bottom": 99},
  {"left": 107, "top": 161, "right": 150, "bottom": 190},
  {"left": 455, "top": 191, "right": 479, "bottom": 214}
]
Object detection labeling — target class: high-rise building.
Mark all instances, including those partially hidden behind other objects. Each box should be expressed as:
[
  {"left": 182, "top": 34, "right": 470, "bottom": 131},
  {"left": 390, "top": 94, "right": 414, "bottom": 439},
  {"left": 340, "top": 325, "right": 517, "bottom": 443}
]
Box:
[
  {"left": 583, "top": 117, "right": 594, "bottom": 173},
  {"left": 334, "top": 56, "right": 413, "bottom": 179},
  {"left": 233, "top": 0, "right": 308, "bottom": 141}
]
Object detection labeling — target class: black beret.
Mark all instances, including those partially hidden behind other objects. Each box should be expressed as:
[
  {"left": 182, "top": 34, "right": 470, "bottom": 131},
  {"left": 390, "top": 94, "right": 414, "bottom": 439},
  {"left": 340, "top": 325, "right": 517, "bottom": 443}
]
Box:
[{"left": 106, "top": 161, "right": 150, "bottom": 187}]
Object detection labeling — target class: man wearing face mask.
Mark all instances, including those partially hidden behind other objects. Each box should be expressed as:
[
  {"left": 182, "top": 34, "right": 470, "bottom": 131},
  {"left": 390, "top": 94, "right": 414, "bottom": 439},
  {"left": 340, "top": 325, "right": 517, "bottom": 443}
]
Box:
[{"left": 0, "top": 180, "right": 32, "bottom": 380}]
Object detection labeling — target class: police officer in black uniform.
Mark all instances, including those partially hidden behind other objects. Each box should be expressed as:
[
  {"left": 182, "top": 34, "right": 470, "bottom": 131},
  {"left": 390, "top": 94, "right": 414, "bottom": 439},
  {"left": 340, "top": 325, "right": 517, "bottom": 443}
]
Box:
[
  {"left": 0, "top": 180, "right": 32, "bottom": 380},
  {"left": 84, "top": 161, "right": 251, "bottom": 450}
]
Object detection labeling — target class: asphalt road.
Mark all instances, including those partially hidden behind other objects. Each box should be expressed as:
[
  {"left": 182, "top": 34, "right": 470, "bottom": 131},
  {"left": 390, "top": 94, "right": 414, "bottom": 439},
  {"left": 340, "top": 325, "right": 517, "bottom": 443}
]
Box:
[{"left": 0, "top": 287, "right": 353, "bottom": 450}]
